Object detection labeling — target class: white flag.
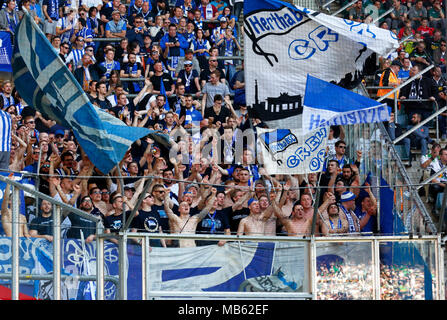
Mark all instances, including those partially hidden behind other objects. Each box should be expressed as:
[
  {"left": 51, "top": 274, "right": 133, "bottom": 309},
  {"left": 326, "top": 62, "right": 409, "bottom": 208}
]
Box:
[{"left": 257, "top": 127, "right": 328, "bottom": 174}]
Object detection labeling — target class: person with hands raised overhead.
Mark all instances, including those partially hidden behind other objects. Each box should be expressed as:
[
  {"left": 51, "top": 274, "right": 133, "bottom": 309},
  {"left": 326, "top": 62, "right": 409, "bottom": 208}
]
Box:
[
  {"left": 272, "top": 197, "right": 312, "bottom": 237},
  {"left": 354, "top": 182, "right": 378, "bottom": 233},
  {"left": 320, "top": 202, "right": 349, "bottom": 235},
  {"left": 164, "top": 186, "right": 217, "bottom": 247}
]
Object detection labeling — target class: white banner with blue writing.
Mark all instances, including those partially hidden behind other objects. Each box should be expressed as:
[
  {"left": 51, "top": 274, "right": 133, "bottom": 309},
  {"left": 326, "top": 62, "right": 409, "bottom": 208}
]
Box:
[
  {"left": 302, "top": 75, "right": 390, "bottom": 133},
  {"left": 257, "top": 127, "right": 328, "bottom": 174},
  {"left": 244, "top": 0, "right": 398, "bottom": 129}
]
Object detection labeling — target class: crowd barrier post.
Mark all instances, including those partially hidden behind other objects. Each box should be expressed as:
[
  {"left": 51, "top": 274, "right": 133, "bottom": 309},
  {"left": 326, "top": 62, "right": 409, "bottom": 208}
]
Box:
[
  {"left": 438, "top": 183, "right": 447, "bottom": 233},
  {"left": 372, "top": 8, "right": 393, "bottom": 24},
  {"left": 373, "top": 238, "right": 381, "bottom": 299},
  {"left": 142, "top": 236, "right": 151, "bottom": 300},
  {"left": 393, "top": 103, "right": 445, "bottom": 145},
  {"left": 118, "top": 233, "right": 128, "bottom": 300},
  {"left": 11, "top": 186, "right": 20, "bottom": 300},
  {"left": 331, "top": 0, "right": 357, "bottom": 16},
  {"left": 96, "top": 234, "right": 105, "bottom": 300},
  {"left": 53, "top": 205, "right": 61, "bottom": 300}
]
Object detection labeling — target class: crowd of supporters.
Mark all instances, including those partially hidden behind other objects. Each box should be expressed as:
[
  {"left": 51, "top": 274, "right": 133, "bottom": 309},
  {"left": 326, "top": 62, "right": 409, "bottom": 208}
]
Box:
[
  {"left": 316, "top": 261, "right": 427, "bottom": 300},
  {"left": 0, "top": 0, "right": 442, "bottom": 250}
]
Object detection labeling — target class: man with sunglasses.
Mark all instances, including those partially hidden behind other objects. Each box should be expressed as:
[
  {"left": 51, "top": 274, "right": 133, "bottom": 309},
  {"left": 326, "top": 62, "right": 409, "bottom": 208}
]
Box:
[
  {"left": 66, "top": 195, "right": 105, "bottom": 242},
  {"left": 58, "top": 42, "right": 70, "bottom": 63},
  {"left": 65, "top": 36, "right": 86, "bottom": 69},
  {"left": 323, "top": 140, "right": 361, "bottom": 172},
  {"left": 126, "top": 16, "right": 149, "bottom": 48},
  {"left": 176, "top": 60, "right": 201, "bottom": 95},
  {"left": 130, "top": 192, "right": 166, "bottom": 247},
  {"left": 23, "top": 114, "right": 40, "bottom": 142},
  {"left": 199, "top": 56, "right": 226, "bottom": 88},
  {"left": 89, "top": 186, "right": 109, "bottom": 216},
  {"left": 150, "top": 183, "right": 178, "bottom": 234}
]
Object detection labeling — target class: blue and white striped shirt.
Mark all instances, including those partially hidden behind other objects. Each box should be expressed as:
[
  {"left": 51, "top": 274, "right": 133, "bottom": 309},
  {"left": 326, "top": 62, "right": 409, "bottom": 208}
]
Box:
[
  {"left": 0, "top": 110, "right": 11, "bottom": 152},
  {"left": 66, "top": 48, "right": 85, "bottom": 69}
]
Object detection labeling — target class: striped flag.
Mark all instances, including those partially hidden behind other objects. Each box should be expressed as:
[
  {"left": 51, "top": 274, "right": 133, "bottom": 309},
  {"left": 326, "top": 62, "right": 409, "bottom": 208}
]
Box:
[{"left": 12, "top": 11, "right": 170, "bottom": 174}]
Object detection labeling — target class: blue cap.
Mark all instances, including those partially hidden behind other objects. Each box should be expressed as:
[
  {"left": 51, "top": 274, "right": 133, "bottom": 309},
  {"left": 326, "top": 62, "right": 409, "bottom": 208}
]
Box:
[
  {"left": 247, "top": 198, "right": 257, "bottom": 206},
  {"left": 340, "top": 191, "right": 356, "bottom": 202}
]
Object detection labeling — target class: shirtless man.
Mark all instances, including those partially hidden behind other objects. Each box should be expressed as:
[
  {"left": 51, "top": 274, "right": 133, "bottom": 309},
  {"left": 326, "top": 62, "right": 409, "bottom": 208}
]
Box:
[
  {"left": 273, "top": 201, "right": 312, "bottom": 236},
  {"left": 236, "top": 198, "right": 273, "bottom": 236},
  {"left": 299, "top": 193, "right": 314, "bottom": 220},
  {"left": 1, "top": 184, "right": 29, "bottom": 238},
  {"left": 163, "top": 187, "right": 217, "bottom": 247},
  {"left": 260, "top": 193, "right": 277, "bottom": 236}
]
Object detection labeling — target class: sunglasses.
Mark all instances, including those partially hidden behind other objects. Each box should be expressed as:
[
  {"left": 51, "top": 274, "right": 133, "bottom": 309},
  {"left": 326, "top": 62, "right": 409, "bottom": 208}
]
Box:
[
  {"left": 338, "top": 146, "right": 346, "bottom": 149},
  {"left": 26, "top": 120, "right": 35, "bottom": 124}
]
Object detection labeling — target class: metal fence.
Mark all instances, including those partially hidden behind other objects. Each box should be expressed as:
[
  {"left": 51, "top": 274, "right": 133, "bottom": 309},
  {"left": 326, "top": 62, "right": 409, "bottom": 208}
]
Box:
[
  {"left": 96, "top": 232, "right": 444, "bottom": 300},
  {"left": 0, "top": 172, "right": 443, "bottom": 300}
]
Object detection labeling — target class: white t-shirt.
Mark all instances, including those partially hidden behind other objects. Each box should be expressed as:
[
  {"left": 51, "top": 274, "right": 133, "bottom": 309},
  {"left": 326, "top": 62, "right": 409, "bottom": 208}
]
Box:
[{"left": 421, "top": 154, "right": 441, "bottom": 172}]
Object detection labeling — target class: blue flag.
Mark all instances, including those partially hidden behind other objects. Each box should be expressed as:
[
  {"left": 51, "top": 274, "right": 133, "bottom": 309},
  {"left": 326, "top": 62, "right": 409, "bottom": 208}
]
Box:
[
  {"left": 302, "top": 75, "right": 390, "bottom": 132},
  {"left": 11, "top": 11, "right": 170, "bottom": 174},
  {"left": 159, "top": 78, "right": 171, "bottom": 112},
  {"left": 0, "top": 31, "right": 12, "bottom": 72}
]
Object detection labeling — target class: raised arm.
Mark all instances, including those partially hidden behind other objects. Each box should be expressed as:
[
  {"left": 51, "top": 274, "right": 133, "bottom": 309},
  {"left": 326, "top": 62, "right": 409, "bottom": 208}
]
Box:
[
  {"left": 163, "top": 189, "right": 181, "bottom": 223},
  {"left": 232, "top": 188, "right": 252, "bottom": 211},
  {"left": 193, "top": 187, "right": 217, "bottom": 222}
]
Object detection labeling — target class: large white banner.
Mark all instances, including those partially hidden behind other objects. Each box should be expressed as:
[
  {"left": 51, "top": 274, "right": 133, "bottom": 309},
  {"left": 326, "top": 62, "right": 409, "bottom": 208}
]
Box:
[
  {"left": 244, "top": 0, "right": 399, "bottom": 128},
  {"left": 257, "top": 127, "right": 328, "bottom": 174}
]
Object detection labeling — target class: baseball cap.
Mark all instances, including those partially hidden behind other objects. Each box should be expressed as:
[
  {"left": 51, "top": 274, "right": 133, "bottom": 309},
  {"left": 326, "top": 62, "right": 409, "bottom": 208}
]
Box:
[
  {"left": 184, "top": 60, "right": 193, "bottom": 65},
  {"left": 112, "top": 10, "right": 120, "bottom": 15},
  {"left": 247, "top": 198, "right": 257, "bottom": 206},
  {"left": 340, "top": 191, "right": 356, "bottom": 202},
  {"left": 54, "top": 129, "right": 65, "bottom": 136},
  {"left": 220, "top": 17, "right": 227, "bottom": 22}
]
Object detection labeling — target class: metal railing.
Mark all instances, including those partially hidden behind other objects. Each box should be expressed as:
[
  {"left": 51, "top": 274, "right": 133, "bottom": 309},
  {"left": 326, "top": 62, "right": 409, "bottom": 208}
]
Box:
[
  {"left": 95, "top": 232, "right": 444, "bottom": 300},
  {"left": 0, "top": 174, "right": 107, "bottom": 300}
]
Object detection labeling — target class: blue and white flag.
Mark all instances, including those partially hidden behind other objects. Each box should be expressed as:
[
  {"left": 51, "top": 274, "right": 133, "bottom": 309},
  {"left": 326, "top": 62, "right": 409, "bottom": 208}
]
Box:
[
  {"left": 159, "top": 77, "right": 171, "bottom": 112},
  {"left": 257, "top": 127, "right": 328, "bottom": 174},
  {"left": 302, "top": 75, "right": 390, "bottom": 133},
  {"left": 11, "top": 11, "right": 170, "bottom": 174},
  {"left": 244, "top": 0, "right": 398, "bottom": 129},
  {"left": 0, "top": 32, "right": 12, "bottom": 73}
]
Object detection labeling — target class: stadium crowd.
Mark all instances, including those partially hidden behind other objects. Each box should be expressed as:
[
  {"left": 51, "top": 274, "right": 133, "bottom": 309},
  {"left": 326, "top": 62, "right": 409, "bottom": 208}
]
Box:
[
  {"left": 316, "top": 261, "right": 428, "bottom": 300},
  {"left": 0, "top": 0, "right": 442, "bottom": 251}
]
